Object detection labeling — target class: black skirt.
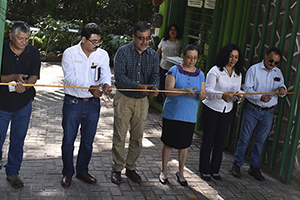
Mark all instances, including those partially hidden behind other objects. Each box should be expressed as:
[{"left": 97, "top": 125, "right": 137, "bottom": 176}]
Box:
[{"left": 161, "top": 118, "right": 196, "bottom": 149}]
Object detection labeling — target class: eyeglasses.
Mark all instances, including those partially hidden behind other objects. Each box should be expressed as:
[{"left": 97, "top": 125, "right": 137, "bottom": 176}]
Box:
[
  {"left": 134, "top": 34, "right": 151, "bottom": 41},
  {"left": 268, "top": 58, "right": 280, "bottom": 65},
  {"left": 88, "top": 39, "right": 102, "bottom": 45},
  {"left": 186, "top": 56, "right": 198, "bottom": 61}
]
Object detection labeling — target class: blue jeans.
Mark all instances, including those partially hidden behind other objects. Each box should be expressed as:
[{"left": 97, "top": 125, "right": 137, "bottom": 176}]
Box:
[
  {"left": 0, "top": 101, "right": 32, "bottom": 176},
  {"left": 234, "top": 102, "right": 274, "bottom": 167},
  {"left": 61, "top": 95, "right": 100, "bottom": 176}
]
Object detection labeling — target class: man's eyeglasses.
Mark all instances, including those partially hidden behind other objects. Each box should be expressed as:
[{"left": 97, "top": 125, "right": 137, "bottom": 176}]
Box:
[
  {"left": 134, "top": 34, "right": 151, "bottom": 42},
  {"left": 88, "top": 39, "right": 102, "bottom": 45},
  {"left": 268, "top": 58, "right": 280, "bottom": 65}
]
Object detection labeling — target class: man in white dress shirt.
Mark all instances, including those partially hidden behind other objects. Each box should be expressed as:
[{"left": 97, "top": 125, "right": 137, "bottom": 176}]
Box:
[{"left": 60, "top": 23, "right": 112, "bottom": 187}]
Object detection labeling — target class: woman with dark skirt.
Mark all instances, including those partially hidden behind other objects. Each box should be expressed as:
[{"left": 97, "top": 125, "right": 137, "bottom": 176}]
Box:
[{"left": 159, "top": 44, "right": 206, "bottom": 186}]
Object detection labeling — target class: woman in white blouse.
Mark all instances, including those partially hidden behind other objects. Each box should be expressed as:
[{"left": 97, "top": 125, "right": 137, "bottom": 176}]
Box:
[
  {"left": 199, "top": 44, "right": 244, "bottom": 181},
  {"left": 157, "top": 24, "right": 182, "bottom": 101}
]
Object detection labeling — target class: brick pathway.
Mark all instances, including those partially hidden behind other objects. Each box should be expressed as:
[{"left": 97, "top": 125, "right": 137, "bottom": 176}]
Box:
[{"left": 0, "top": 62, "right": 299, "bottom": 200}]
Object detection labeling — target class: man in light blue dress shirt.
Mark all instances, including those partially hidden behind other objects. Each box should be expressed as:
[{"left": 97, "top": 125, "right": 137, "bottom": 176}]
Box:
[{"left": 231, "top": 47, "right": 287, "bottom": 181}]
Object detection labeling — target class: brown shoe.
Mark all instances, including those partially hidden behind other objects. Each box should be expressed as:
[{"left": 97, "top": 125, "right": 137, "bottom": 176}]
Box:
[
  {"left": 111, "top": 171, "right": 121, "bottom": 185},
  {"left": 61, "top": 175, "right": 72, "bottom": 188},
  {"left": 125, "top": 169, "right": 142, "bottom": 183},
  {"left": 76, "top": 173, "right": 97, "bottom": 184}
]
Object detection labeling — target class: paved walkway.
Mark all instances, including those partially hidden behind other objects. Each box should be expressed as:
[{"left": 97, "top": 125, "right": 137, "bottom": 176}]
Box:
[{"left": 1, "top": 62, "right": 300, "bottom": 200}]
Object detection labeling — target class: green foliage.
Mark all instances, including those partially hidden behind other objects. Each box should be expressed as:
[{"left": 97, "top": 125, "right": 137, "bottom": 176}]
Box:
[
  {"left": 33, "top": 15, "right": 83, "bottom": 53},
  {"left": 5, "top": 0, "right": 157, "bottom": 61},
  {"left": 101, "top": 34, "right": 132, "bottom": 65}
]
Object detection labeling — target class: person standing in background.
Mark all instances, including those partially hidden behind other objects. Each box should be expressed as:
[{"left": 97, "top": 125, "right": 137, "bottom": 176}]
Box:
[{"left": 157, "top": 24, "right": 182, "bottom": 101}]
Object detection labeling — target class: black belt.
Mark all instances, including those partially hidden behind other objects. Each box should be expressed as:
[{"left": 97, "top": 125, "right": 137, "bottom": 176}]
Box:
[
  {"left": 247, "top": 100, "right": 275, "bottom": 111},
  {"left": 65, "top": 94, "right": 96, "bottom": 101}
]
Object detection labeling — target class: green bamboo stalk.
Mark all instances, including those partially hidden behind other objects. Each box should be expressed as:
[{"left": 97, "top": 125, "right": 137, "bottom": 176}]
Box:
[
  {"left": 279, "top": 0, "right": 300, "bottom": 176},
  {"left": 217, "top": 0, "right": 229, "bottom": 51},
  {"left": 257, "top": 0, "right": 272, "bottom": 60},
  {"left": 268, "top": 0, "right": 286, "bottom": 170},
  {"left": 232, "top": 0, "right": 245, "bottom": 45},
  {"left": 0, "top": 0, "right": 7, "bottom": 74},
  {"left": 224, "top": 0, "right": 237, "bottom": 45},
  {"left": 240, "top": 0, "right": 253, "bottom": 61},
  {"left": 206, "top": 0, "right": 223, "bottom": 73},
  {"left": 247, "top": 0, "right": 263, "bottom": 68},
  {"left": 268, "top": 0, "right": 282, "bottom": 47}
]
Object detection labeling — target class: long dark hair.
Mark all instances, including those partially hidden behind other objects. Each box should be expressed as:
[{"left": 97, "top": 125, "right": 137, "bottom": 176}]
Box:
[
  {"left": 163, "top": 24, "right": 182, "bottom": 41},
  {"left": 214, "top": 44, "right": 243, "bottom": 75}
]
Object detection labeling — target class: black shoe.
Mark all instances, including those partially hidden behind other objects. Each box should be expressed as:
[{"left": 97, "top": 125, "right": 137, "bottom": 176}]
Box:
[
  {"left": 248, "top": 166, "right": 265, "bottom": 181},
  {"left": 175, "top": 172, "right": 188, "bottom": 187},
  {"left": 111, "top": 171, "right": 121, "bottom": 185},
  {"left": 210, "top": 173, "right": 222, "bottom": 181},
  {"left": 200, "top": 173, "right": 211, "bottom": 181},
  {"left": 125, "top": 169, "right": 142, "bottom": 183},
  {"left": 158, "top": 172, "right": 168, "bottom": 185},
  {"left": 6, "top": 176, "right": 24, "bottom": 189},
  {"left": 231, "top": 162, "right": 241, "bottom": 178}
]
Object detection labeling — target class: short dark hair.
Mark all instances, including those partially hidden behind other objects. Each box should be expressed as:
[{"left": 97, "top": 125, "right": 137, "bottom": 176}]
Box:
[
  {"left": 133, "top": 21, "right": 151, "bottom": 35},
  {"left": 11, "top": 21, "right": 30, "bottom": 37},
  {"left": 81, "top": 23, "right": 101, "bottom": 39},
  {"left": 183, "top": 44, "right": 198, "bottom": 56},
  {"left": 266, "top": 47, "right": 283, "bottom": 57},
  {"left": 214, "top": 44, "right": 243, "bottom": 75},
  {"left": 163, "top": 24, "right": 182, "bottom": 41}
]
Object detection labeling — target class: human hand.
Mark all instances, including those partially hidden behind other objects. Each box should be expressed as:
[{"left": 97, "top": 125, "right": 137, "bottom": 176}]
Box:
[
  {"left": 15, "top": 82, "right": 27, "bottom": 93},
  {"left": 184, "top": 87, "right": 196, "bottom": 98},
  {"left": 149, "top": 85, "right": 159, "bottom": 97},
  {"left": 137, "top": 84, "right": 153, "bottom": 95},
  {"left": 222, "top": 93, "right": 233, "bottom": 103},
  {"left": 278, "top": 87, "right": 286, "bottom": 96},
  {"left": 236, "top": 95, "right": 244, "bottom": 103},
  {"left": 198, "top": 91, "right": 206, "bottom": 100},
  {"left": 101, "top": 83, "right": 112, "bottom": 94},
  {"left": 89, "top": 85, "right": 102, "bottom": 98},
  {"left": 14, "top": 74, "right": 28, "bottom": 83},
  {"left": 260, "top": 95, "right": 272, "bottom": 102}
]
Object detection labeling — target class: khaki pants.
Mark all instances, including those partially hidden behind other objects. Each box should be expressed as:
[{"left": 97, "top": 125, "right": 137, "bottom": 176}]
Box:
[{"left": 112, "top": 91, "right": 149, "bottom": 171}]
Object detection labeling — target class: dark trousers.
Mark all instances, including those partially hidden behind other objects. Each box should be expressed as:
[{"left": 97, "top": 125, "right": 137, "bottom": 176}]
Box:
[{"left": 199, "top": 104, "right": 233, "bottom": 174}]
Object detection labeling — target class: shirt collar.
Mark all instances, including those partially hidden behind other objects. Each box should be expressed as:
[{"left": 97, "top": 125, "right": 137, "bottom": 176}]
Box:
[
  {"left": 6, "top": 40, "right": 31, "bottom": 55},
  {"left": 260, "top": 60, "right": 277, "bottom": 72}
]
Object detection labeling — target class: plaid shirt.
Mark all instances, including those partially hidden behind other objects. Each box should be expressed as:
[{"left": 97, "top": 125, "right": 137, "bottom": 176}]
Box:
[{"left": 114, "top": 42, "right": 160, "bottom": 98}]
